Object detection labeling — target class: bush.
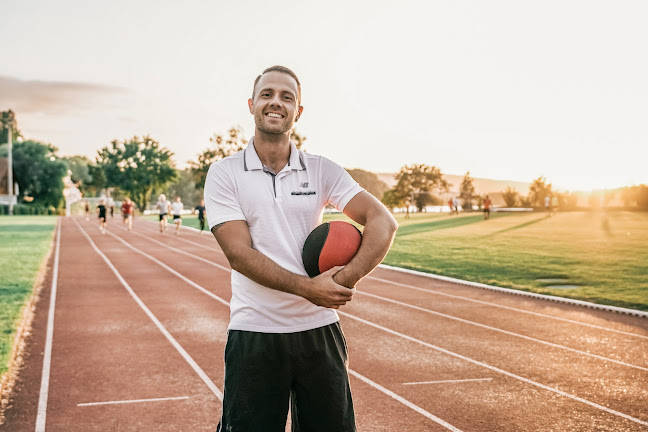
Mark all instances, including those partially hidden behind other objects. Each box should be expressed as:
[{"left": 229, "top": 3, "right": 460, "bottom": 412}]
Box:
[{"left": 0, "top": 204, "right": 63, "bottom": 215}]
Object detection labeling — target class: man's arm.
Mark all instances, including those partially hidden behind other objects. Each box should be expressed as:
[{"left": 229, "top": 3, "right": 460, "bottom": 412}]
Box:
[
  {"left": 333, "top": 191, "right": 398, "bottom": 288},
  {"left": 212, "top": 221, "right": 354, "bottom": 309}
]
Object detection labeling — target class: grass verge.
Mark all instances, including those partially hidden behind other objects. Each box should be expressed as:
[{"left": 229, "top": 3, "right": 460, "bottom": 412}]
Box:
[
  {"left": 0, "top": 216, "right": 57, "bottom": 377},
  {"left": 324, "top": 211, "right": 648, "bottom": 311}
]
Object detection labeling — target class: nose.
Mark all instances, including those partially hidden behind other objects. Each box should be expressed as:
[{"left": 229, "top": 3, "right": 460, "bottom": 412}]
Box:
[{"left": 269, "top": 93, "right": 283, "bottom": 107}]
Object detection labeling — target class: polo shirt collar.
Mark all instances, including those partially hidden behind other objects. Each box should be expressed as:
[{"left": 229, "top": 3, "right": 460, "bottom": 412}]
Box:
[{"left": 244, "top": 137, "right": 305, "bottom": 172}]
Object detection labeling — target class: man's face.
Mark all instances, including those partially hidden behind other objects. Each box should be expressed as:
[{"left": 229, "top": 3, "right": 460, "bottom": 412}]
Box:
[{"left": 249, "top": 71, "right": 303, "bottom": 136}]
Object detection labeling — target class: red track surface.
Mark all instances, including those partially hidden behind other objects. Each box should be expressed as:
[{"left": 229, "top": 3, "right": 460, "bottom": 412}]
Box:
[{"left": 2, "top": 217, "right": 647, "bottom": 431}]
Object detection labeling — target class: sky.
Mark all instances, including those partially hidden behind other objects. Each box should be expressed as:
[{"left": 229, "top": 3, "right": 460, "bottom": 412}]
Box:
[{"left": 1, "top": 0, "right": 647, "bottom": 191}]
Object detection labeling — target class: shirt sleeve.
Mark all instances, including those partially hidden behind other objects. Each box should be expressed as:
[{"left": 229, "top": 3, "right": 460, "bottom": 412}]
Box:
[
  {"left": 204, "top": 160, "right": 246, "bottom": 229},
  {"left": 321, "top": 157, "right": 364, "bottom": 211}
]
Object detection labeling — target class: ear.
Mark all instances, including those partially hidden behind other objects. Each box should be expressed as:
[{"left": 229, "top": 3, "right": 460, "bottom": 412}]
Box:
[
  {"left": 248, "top": 98, "right": 254, "bottom": 114},
  {"left": 295, "top": 105, "right": 304, "bottom": 122}
]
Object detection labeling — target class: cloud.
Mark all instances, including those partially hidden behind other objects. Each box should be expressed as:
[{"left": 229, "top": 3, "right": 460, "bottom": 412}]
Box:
[{"left": 0, "top": 76, "right": 131, "bottom": 115}]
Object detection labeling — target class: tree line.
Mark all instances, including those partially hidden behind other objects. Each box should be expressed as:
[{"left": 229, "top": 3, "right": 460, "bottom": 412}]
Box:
[{"left": 2, "top": 109, "right": 648, "bottom": 213}]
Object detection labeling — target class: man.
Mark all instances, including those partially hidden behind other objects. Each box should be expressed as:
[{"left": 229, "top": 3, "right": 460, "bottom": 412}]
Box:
[
  {"left": 156, "top": 194, "right": 170, "bottom": 233},
  {"left": 170, "top": 195, "right": 183, "bottom": 235},
  {"left": 193, "top": 198, "right": 206, "bottom": 231},
  {"left": 483, "top": 194, "right": 492, "bottom": 220},
  {"left": 205, "top": 65, "right": 398, "bottom": 431},
  {"left": 121, "top": 197, "right": 134, "bottom": 231},
  {"left": 97, "top": 199, "right": 107, "bottom": 234}
]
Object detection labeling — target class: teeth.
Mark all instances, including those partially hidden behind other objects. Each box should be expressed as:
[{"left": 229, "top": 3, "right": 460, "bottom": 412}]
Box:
[{"left": 267, "top": 113, "right": 282, "bottom": 118}]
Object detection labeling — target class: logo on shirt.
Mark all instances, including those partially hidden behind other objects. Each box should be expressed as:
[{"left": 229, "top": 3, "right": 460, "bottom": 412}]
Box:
[{"left": 300, "top": 182, "right": 309, "bottom": 188}]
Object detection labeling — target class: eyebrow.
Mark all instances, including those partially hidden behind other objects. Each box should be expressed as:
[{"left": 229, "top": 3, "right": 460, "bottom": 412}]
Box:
[{"left": 257, "top": 87, "right": 297, "bottom": 98}]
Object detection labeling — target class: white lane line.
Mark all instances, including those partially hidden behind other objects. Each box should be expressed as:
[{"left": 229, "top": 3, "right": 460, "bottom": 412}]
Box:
[
  {"left": 339, "top": 311, "right": 648, "bottom": 428},
  {"left": 35, "top": 218, "right": 62, "bottom": 432},
  {"left": 102, "top": 221, "right": 648, "bottom": 427},
  {"left": 121, "top": 222, "right": 221, "bottom": 253},
  {"left": 130, "top": 219, "right": 647, "bottom": 339},
  {"left": 78, "top": 396, "right": 189, "bottom": 407},
  {"left": 103, "top": 229, "right": 230, "bottom": 306},
  {"left": 73, "top": 219, "right": 224, "bottom": 401},
  {"left": 367, "top": 276, "right": 648, "bottom": 340},
  {"left": 348, "top": 370, "right": 463, "bottom": 432},
  {"left": 113, "top": 225, "right": 229, "bottom": 271},
  {"left": 357, "top": 291, "right": 648, "bottom": 372},
  {"left": 403, "top": 378, "right": 493, "bottom": 386},
  {"left": 101, "top": 223, "right": 461, "bottom": 430},
  {"left": 115, "top": 222, "right": 648, "bottom": 372}
]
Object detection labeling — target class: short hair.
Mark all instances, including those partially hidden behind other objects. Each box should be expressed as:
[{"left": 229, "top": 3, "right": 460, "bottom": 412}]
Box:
[{"left": 252, "top": 65, "right": 301, "bottom": 105}]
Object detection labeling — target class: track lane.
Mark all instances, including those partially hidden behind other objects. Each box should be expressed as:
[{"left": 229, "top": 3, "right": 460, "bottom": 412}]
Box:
[
  {"left": 103, "top": 219, "right": 648, "bottom": 430},
  {"left": 89, "top": 220, "right": 464, "bottom": 431},
  {"left": 34, "top": 218, "right": 222, "bottom": 431},
  {"left": 135, "top": 220, "right": 648, "bottom": 340}
]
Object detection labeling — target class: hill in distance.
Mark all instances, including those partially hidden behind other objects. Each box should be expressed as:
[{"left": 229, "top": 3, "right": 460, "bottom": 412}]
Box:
[{"left": 374, "top": 172, "right": 531, "bottom": 196}]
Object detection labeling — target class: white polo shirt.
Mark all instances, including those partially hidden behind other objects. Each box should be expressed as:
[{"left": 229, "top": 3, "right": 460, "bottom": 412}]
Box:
[{"left": 204, "top": 138, "right": 364, "bottom": 333}]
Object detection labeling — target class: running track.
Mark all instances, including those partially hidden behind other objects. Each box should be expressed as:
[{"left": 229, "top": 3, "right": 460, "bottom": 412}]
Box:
[{"left": 2, "top": 217, "right": 647, "bottom": 431}]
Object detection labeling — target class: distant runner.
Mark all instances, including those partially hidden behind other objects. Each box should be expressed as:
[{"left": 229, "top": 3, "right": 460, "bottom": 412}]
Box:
[
  {"left": 194, "top": 199, "right": 207, "bottom": 231},
  {"left": 97, "top": 199, "right": 107, "bottom": 233},
  {"left": 121, "top": 197, "right": 134, "bottom": 231},
  {"left": 156, "top": 194, "right": 170, "bottom": 233},
  {"left": 171, "top": 196, "right": 183, "bottom": 235},
  {"left": 483, "top": 195, "right": 492, "bottom": 220}
]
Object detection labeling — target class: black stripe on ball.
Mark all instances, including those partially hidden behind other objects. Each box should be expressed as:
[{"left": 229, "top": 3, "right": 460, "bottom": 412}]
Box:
[{"left": 302, "top": 222, "right": 330, "bottom": 278}]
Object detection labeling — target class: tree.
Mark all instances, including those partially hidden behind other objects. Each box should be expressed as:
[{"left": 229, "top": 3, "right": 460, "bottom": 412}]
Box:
[
  {"left": 527, "top": 176, "right": 552, "bottom": 208},
  {"left": 389, "top": 163, "right": 449, "bottom": 212},
  {"left": 85, "top": 163, "right": 106, "bottom": 197},
  {"left": 188, "top": 127, "right": 247, "bottom": 189},
  {"left": 381, "top": 189, "right": 402, "bottom": 210},
  {"left": 164, "top": 169, "right": 203, "bottom": 207},
  {"left": 0, "top": 110, "right": 23, "bottom": 144},
  {"left": 346, "top": 169, "right": 389, "bottom": 201},
  {"left": 97, "top": 135, "right": 176, "bottom": 211},
  {"left": 7, "top": 140, "right": 67, "bottom": 208},
  {"left": 459, "top": 171, "right": 476, "bottom": 211},
  {"left": 502, "top": 187, "right": 519, "bottom": 207},
  {"left": 555, "top": 191, "right": 578, "bottom": 210}
]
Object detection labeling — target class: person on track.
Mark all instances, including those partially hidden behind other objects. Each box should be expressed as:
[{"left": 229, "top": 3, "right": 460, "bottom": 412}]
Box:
[
  {"left": 97, "top": 199, "right": 107, "bottom": 234},
  {"left": 121, "top": 197, "right": 134, "bottom": 231},
  {"left": 205, "top": 65, "right": 398, "bottom": 431},
  {"left": 107, "top": 196, "right": 115, "bottom": 218},
  {"left": 171, "top": 195, "right": 183, "bottom": 235},
  {"left": 156, "top": 194, "right": 170, "bottom": 233},
  {"left": 484, "top": 194, "right": 492, "bottom": 220},
  {"left": 193, "top": 198, "right": 206, "bottom": 232},
  {"left": 84, "top": 200, "right": 90, "bottom": 220}
]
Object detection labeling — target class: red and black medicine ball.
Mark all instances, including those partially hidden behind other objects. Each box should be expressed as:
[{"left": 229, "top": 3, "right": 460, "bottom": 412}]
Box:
[{"left": 302, "top": 221, "right": 362, "bottom": 277}]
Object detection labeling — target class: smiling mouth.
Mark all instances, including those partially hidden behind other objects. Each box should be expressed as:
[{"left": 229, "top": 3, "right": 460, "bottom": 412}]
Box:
[{"left": 265, "top": 112, "right": 284, "bottom": 119}]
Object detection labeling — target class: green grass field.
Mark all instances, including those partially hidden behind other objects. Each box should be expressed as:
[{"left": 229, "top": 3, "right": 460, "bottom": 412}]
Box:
[
  {"left": 324, "top": 211, "right": 648, "bottom": 311},
  {"left": 0, "top": 216, "right": 57, "bottom": 376}
]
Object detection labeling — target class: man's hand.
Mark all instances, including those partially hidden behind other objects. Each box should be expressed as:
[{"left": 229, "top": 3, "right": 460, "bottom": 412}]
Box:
[{"left": 302, "top": 266, "right": 355, "bottom": 309}]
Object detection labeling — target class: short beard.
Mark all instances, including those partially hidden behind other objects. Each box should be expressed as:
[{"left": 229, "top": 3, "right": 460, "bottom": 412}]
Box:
[{"left": 255, "top": 112, "right": 294, "bottom": 136}]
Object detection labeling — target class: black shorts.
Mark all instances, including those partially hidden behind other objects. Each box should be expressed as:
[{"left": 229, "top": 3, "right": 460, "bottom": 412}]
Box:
[
  {"left": 159, "top": 213, "right": 167, "bottom": 221},
  {"left": 173, "top": 214, "right": 181, "bottom": 220},
  {"left": 123, "top": 213, "right": 131, "bottom": 219},
  {"left": 218, "top": 322, "right": 355, "bottom": 432}
]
